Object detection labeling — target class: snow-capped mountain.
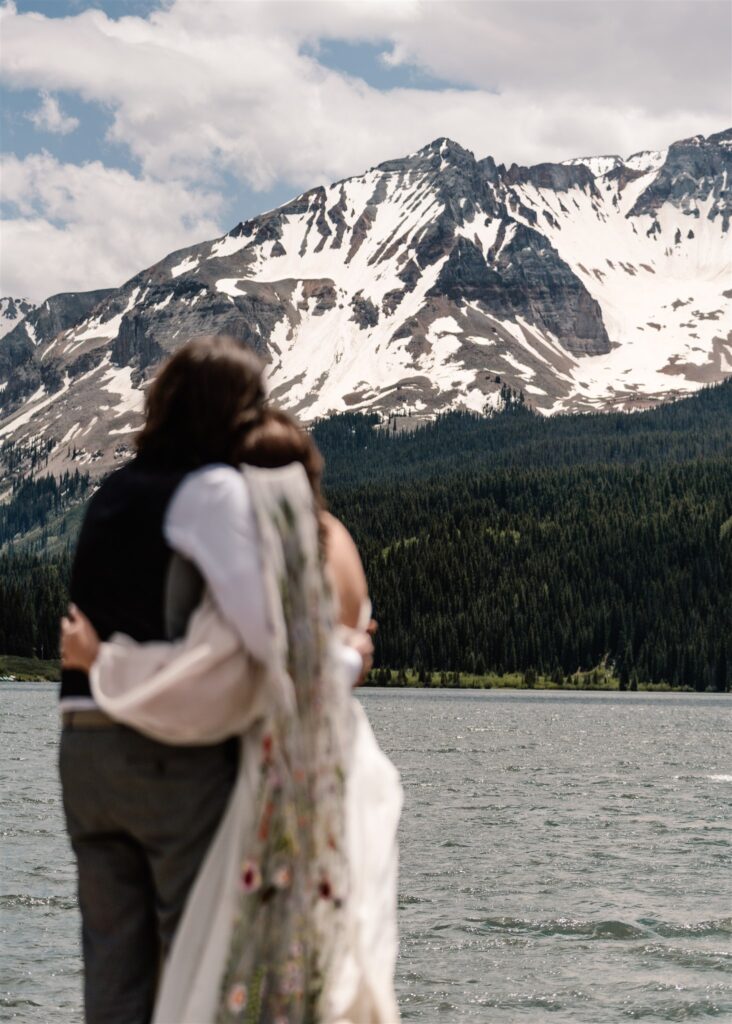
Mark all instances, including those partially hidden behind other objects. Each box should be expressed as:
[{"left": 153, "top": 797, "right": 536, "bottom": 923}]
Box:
[
  {"left": 0, "top": 297, "right": 36, "bottom": 340},
  {"left": 0, "top": 128, "right": 730, "bottom": 480}
]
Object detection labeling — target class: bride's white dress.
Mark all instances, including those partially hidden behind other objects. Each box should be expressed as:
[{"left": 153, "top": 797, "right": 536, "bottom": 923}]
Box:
[{"left": 89, "top": 465, "right": 402, "bottom": 1023}]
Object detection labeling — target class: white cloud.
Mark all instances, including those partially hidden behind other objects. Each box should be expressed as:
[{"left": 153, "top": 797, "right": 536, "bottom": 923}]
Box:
[
  {"left": 0, "top": 153, "right": 222, "bottom": 301},
  {"left": 26, "top": 90, "right": 79, "bottom": 134},
  {"left": 380, "top": 1, "right": 732, "bottom": 118},
  {"left": 2, "top": 1, "right": 730, "bottom": 186},
  {"left": 0, "top": 0, "right": 729, "bottom": 300}
]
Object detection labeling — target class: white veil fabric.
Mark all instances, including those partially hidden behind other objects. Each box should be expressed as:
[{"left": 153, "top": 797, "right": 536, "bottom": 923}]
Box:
[{"left": 89, "top": 464, "right": 402, "bottom": 1024}]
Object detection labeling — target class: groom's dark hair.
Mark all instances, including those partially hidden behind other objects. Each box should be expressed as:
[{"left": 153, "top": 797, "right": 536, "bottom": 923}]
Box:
[{"left": 136, "top": 334, "right": 265, "bottom": 469}]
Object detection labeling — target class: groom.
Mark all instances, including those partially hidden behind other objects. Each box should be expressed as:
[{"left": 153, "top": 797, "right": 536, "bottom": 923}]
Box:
[{"left": 59, "top": 337, "right": 270, "bottom": 1024}]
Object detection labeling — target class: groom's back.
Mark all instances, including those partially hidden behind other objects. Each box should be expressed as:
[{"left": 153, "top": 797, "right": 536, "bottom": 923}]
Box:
[{"left": 60, "top": 457, "right": 188, "bottom": 702}]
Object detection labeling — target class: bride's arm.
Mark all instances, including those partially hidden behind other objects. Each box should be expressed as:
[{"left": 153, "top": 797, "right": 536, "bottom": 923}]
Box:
[
  {"left": 164, "top": 465, "right": 272, "bottom": 664},
  {"left": 61, "top": 596, "right": 265, "bottom": 744},
  {"left": 322, "top": 512, "right": 369, "bottom": 630},
  {"left": 322, "top": 512, "right": 375, "bottom": 683}
]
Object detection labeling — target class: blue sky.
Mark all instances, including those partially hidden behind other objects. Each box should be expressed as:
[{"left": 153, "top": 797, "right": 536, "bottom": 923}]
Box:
[
  {"left": 1, "top": 0, "right": 729, "bottom": 301},
  {"left": 12, "top": 0, "right": 162, "bottom": 16}
]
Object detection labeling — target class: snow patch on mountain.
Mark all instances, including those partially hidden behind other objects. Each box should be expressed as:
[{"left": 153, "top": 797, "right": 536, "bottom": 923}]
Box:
[
  {"left": 99, "top": 364, "right": 145, "bottom": 418},
  {"left": 0, "top": 375, "right": 71, "bottom": 438},
  {"left": 625, "top": 150, "right": 667, "bottom": 174},
  {"left": 0, "top": 297, "right": 36, "bottom": 340},
  {"left": 171, "top": 255, "right": 200, "bottom": 278},
  {"left": 562, "top": 155, "right": 624, "bottom": 177},
  {"left": 562, "top": 150, "right": 668, "bottom": 178}
]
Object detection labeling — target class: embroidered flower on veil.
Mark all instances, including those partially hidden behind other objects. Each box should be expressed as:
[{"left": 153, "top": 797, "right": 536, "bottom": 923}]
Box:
[
  {"left": 272, "top": 864, "right": 292, "bottom": 890},
  {"left": 226, "top": 983, "right": 248, "bottom": 1015},
  {"left": 239, "top": 861, "right": 262, "bottom": 894}
]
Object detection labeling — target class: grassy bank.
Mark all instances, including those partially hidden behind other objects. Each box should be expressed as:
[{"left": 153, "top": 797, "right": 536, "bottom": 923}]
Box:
[
  {"left": 364, "top": 667, "right": 699, "bottom": 693},
  {"left": 0, "top": 656, "right": 711, "bottom": 692},
  {"left": 0, "top": 655, "right": 60, "bottom": 682}
]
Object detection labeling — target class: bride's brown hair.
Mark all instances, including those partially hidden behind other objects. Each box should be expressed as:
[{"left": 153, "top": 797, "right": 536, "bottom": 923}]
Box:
[
  {"left": 136, "top": 335, "right": 265, "bottom": 469},
  {"left": 239, "top": 407, "right": 325, "bottom": 510}
]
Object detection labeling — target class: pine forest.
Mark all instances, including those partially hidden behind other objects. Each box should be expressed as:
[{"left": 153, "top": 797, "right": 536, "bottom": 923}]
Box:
[{"left": 1, "top": 380, "right": 731, "bottom": 691}]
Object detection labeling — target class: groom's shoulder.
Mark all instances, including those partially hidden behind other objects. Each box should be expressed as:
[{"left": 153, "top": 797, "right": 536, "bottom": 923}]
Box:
[
  {"left": 85, "top": 457, "right": 192, "bottom": 517},
  {"left": 86, "top": 459, "right": 135, "bottom": 504}
]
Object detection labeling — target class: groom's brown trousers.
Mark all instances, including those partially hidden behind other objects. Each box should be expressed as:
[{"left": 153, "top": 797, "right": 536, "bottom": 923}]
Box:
[{"left": 60, "top": 716, "right": 237, "bottom": 1024}]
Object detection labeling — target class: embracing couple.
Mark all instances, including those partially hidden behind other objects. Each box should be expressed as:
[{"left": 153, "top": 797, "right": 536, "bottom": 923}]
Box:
[{"left": 59, "top": 335, "right": 402, "bottom": 1024}]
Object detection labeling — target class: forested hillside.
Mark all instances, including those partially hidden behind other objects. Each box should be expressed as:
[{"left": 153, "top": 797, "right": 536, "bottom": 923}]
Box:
[
  {"left": 315, "top": 381, "right": 732, "bottom": 692},
  {"left": 325, "top": 458, "right": 731, "bottom": 691},
  {"left": 0, "top": 469, "right": 91, "bottom": 547},
  {"left": 1, "top": 381, "right": 731, "bottom": 689}
]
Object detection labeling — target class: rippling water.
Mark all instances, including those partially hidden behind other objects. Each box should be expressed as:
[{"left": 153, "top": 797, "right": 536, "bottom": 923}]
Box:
[{"left": 2, "top": 684, "right": 731, "bottom": 1021}]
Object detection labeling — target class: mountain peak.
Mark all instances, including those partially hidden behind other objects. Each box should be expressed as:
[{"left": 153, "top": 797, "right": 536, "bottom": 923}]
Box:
[
  {"left": 377, "top": 137, "right": 477, "bottom": 177},
  {"left": 0, "top": 127, "right": 729, "bottom": 480},
  {"left": 418, "top": 137, "right": 474, "bottom": 159}
]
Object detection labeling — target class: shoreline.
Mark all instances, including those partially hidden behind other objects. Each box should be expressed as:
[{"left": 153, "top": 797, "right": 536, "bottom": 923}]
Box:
[
  {"left": 3, "top": 678, "right": 724, "bottom": 696},
  {"left": 363, "top": 667, "right": 726, "bottom": 694},
  {"left": 0, "top": 655, "right": 60, "bottom": 683},
  {"left": 2, "top": 656, "right": 727, "bottom": 695},
  {"left": 361, "top": 681, "right": 717, "bottom": 694}
]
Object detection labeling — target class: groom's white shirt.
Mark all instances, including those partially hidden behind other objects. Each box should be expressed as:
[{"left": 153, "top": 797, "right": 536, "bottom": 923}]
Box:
[{"left": 61, "top": 463, "right": 360, "bottom": 710}]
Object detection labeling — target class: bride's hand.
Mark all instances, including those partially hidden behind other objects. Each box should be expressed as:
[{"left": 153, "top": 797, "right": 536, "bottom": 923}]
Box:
[
  {"left": 349, "top": 628, "right": 374, "bottom": 686},
  {"left": 60, "top": 604, "right": 100, "bottom": 672}
]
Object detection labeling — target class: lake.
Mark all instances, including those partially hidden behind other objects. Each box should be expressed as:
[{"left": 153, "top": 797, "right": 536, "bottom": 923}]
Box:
[{"left": 2, "top": 684, "right": 730, "bottom": 1021}]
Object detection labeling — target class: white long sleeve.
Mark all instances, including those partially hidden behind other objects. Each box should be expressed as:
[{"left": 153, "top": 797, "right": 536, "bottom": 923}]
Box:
[
  {"left": 164, "top": 465, "right": 271, "bottom": 664},
  {"left": 164, "top": 464, "right": 362, "bottom": 685}
]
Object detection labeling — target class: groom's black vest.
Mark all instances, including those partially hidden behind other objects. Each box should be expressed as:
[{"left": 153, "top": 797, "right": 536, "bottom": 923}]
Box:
[{"left": 60, "top": 457, "right": 189, "bottom": 702}]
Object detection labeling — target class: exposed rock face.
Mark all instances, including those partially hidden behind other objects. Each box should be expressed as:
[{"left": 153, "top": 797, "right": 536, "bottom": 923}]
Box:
[
  {"left": 0, "top": 289, "right": 112, "bottom": 410},
  {"left": 628, "top": 130, "right": 732, "bottom": 230},
  {"left": 302, "top": 281, "right": 337, "bottom": 316},
  {"left": 505, "top": 161, "right": 598, "bottom": 194},
  {"left": 0, "top": 129, "right": 730, "bottom": 484},
  {"left": 431, "top": 226, "right": 609, "bottom": 356},
  {"left": 111, "top": 314, "right": 165, "bottom": 376},
  {"left": 350, "top": 291, "right": 380, "bottom": 328},
  {"left": 31, "top": 290, "right": 114, "bottom": 344}
]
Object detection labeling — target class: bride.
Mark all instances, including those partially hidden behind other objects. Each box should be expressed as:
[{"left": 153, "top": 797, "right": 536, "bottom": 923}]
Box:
[{"left": 61, "top": 410, "right": 402, "bottom": 1024}]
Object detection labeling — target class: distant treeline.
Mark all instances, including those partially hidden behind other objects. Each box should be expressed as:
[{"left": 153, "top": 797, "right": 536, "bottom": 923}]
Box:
[
  {"left": 0, "top": 550, "right": 70, "bottom": 661},
  {"left": 1, "top": 380, "right": 731, "bottom": 689},
  {"left": 313, "top": 378, "right": 732, "bottom": 485}
]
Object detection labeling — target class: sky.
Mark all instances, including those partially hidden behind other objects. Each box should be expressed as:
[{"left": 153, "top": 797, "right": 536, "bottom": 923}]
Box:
[{"left": 1, "top": 0, "right": 730, "bottom": 303}]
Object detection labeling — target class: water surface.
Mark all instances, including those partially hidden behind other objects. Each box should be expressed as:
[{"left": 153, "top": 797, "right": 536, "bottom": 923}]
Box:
[{"left": 2, "top": 684, "right": 731, "bottom": 1021}]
